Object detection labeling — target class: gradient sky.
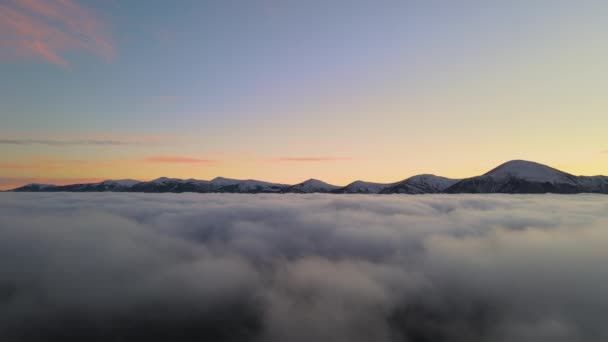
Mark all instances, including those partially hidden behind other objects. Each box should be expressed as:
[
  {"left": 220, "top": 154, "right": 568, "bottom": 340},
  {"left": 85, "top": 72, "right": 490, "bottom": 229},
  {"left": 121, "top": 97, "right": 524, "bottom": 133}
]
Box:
[{"left": 1, "top": 0, "right": 607, "bottom": 189}]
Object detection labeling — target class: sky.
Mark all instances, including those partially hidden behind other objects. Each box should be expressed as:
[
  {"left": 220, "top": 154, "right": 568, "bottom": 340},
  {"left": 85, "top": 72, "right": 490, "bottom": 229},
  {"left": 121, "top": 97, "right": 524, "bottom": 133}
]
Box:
[{"left": 1, "top": 0, "right": 607, "bottom": 189}]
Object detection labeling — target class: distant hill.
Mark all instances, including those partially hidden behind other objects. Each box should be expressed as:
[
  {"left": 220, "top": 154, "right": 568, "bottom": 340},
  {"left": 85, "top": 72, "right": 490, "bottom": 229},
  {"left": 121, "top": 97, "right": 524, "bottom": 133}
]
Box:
[
  {"left": 9, "top": 160, "right": 608, "bottom": 194},
  {"left": 445, "top": 160, "right": 607, "bottom": 194}
]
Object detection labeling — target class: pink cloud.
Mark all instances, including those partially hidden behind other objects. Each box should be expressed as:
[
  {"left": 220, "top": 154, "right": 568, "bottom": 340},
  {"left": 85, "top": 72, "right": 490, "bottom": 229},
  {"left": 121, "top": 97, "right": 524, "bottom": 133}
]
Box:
[
  {"left": 271, "top": 157, "right": 352, "bottom": 163},
  {"left": 144, "top": 156, "right": 218, "bottom": 164},
  {"left": 0, "top": 0, "right": 114, "bottom": 66},
  {"left": 0, "top": 158, "right": 92, "bottom": 171}
]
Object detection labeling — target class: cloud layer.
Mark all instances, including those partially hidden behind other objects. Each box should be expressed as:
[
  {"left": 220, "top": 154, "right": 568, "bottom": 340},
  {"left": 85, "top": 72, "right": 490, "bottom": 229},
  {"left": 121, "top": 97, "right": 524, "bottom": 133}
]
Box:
[
  {"left": 0, "top": 0, "right": 113, "bottom": 66},
  {"left": 0, "top": 193, "right": 606, "bottom": 341}
]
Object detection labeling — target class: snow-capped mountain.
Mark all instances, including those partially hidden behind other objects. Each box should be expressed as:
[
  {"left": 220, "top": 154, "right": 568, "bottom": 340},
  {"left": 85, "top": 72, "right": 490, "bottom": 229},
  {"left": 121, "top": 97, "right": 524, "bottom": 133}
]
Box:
[
  {"left": 91, "top": 179, "right": 142, "bottom": 191},
  {"left": 8, "top": 160, "right": 608, "bottom": 194},
  {"left": 332, "top": 180, "right": 394, "bottom": 194},
  {"left": 131, "top": 178, "right": 212, "bottom": 193},
  {"left": 209, "top": 177, "right": 239, "bottom": 188},
  {"left": 381, "top": 174, "right": 461, "bottom": 194},
  {"left": 484, "top": 160, "right": 578, "bottom": 183},
  {"left": 284, "top": 179, "right": 340, "bottom": 193},
  {"left": 445, "top": 160, "right": 581, "bottom": 193},
  {"left": 576, "top": 176, "right": 608, "bottom": 193},
  {"left": 128, "top": 177, "right": 287, "bottom": 193},
  {"left": 12, "top": 183, "right": 58, "bottom": 192},
  {"left": 15, "top": 179, "right": 142, "bottom": 192},
  {"left": 210, "top": 177, "right": 287, "bottom": 193},
  {"left": 151, "top": 177, "right": 182, "bottom": 184}
]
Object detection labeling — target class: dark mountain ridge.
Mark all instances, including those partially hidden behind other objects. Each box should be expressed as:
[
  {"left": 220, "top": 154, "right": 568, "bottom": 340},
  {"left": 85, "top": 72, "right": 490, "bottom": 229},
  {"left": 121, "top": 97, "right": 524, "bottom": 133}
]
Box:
[{"left": 9, "top": 160, "right": 608, "bottom": 194}]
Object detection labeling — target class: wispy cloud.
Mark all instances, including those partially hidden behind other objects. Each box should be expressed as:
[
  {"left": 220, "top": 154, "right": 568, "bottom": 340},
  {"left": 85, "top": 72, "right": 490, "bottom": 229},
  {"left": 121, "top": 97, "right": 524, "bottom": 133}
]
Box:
[
  {"left": 0, "top": 136, "right": 167, "bottom": 146},
  {"left": 270, "top": 157, "right": 352, "bottom": 163},
  {"left": 0, "top": 139, "right": 130, "bottom": 146},
  {"left": 0, "top": 0, "right": 114, "bottom": 66},
  {"left": 601, "top": 150, "right": 608, "bottom": 155},
  {"left": 144, "top": 156, "right": 218, "bottom": 164},
  {"left": 0, "top": 158, "right": 94, "bottom": 171}
]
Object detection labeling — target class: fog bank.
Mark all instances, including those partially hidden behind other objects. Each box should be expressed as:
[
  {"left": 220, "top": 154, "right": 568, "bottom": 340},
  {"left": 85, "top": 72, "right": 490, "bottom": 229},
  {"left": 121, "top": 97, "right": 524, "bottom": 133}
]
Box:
[{"left": 0, "top": 193, "right": 606, "bottom": 341}]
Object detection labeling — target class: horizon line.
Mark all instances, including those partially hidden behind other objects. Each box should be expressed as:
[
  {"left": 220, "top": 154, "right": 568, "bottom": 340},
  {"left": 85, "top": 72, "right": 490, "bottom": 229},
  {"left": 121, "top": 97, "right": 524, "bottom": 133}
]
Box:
[{"left": 3, "top": 159, "right": 607, "bottom": 190}]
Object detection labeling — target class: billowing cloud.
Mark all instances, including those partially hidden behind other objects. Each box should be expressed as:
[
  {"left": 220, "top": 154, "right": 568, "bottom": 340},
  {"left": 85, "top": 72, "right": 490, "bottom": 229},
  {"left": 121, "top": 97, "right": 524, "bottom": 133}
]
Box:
[
  {"left": 144, "top": 155, "right": 218, "bottom": 164},
  {"left": 0, "top": 193, "right": 606, "bottom": 341},
  {"left": 0, "top": 0, "right": 114, "bottom": 66}
]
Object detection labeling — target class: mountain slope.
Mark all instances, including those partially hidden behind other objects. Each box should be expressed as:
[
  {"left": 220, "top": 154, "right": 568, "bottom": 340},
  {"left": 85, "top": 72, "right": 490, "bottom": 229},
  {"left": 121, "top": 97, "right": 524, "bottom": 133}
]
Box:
[
  {"left": 12, "top": 184, "right": 58, "bottom": 192},
  {"left": 445, "top": 160, "right": 581, "bottom": 194},
  {"left": 332, "top": 180, "right": 394, "bottom": 194},
  {"left": 577, "top": 176, "right": 608, "bottom": 193},
  {"left": 7, "top": 160, "right": 608, "bottom": 194},
  {"left": 130, "top": 178, "right": 211, "bottom": 193},
  {"left": 381, "top": 174, "right": 460, "bottom": 194},
  {"left": 284, "top": 179, "right": 340, "bottom": 193},
  {"left": 128, "top": 177, "right": 287, "bottom": 193},
  {"left": 33, "top": 180, "right": 142, "bottom": 192},
  {"left": 210, "top": 177, "right": 288, "bottom": 193}
]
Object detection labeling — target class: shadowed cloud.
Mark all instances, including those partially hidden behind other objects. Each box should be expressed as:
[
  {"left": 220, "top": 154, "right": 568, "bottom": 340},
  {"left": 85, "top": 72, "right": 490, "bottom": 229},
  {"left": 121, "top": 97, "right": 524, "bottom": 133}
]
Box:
[
  {"left": 0, "top": 0, "right": 114, "bottom": 66},
  {"left": 0, "top": 193, "right": 606, "bottom": 341}
]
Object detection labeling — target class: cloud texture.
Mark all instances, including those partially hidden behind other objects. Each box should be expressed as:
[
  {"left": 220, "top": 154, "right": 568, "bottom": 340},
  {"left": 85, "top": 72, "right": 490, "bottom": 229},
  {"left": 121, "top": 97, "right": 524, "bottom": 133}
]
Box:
[
  {"left": 0, "top": 0, "right": 114, "bottom": 66},
  {"left": 0, "top": 193, "right": 606, "bottom": 341}
]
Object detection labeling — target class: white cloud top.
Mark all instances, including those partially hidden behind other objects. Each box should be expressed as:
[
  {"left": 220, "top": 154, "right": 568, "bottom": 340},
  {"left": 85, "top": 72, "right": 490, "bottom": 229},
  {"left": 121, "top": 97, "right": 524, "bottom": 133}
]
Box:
[{"left": 0, "top": 193, "right": 606, "bottom": 341}]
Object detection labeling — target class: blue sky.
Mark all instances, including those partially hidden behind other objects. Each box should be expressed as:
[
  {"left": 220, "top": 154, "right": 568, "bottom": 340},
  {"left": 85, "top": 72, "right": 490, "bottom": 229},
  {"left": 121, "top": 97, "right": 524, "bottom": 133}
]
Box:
[{"left": 1, "top": 0, "right": 607, "bottom": 188}]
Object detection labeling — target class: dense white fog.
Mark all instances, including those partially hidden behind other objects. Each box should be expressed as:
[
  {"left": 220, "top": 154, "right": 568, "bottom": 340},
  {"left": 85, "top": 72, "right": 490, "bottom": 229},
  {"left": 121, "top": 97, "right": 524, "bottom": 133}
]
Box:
[{"left": 0, "top": 193, "right": 607, "bottom": 341}]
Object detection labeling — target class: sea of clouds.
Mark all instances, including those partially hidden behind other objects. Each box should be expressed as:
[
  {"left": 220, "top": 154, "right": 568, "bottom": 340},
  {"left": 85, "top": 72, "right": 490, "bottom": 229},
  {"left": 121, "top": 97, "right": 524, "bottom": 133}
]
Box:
[{"left": 0, "top": 193, "right": 607, "bottom": 342}]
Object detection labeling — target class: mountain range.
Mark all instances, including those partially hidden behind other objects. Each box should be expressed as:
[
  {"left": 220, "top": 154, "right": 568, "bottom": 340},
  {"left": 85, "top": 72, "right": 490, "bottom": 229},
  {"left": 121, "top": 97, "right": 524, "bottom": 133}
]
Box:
[{"left": 9, "top": 160, "right": 608, "bottom": 194}]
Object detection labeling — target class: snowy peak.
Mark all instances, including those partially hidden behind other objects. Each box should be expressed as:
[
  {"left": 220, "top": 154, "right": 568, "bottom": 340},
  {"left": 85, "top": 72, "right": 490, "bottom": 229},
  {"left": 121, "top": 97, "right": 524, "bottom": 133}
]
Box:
[
  {"left": 285, "top": 179, "right": 340, "bottom": 193},
  {"left": 128, "top": 177, "right": 287, "bottom": 193},
  {"left": 7, "top": 160, "right": 608, "bottom": 194},
  {"left": 484, "top": 160, "right": 576, "bottom": 183},
  {"left": 445, "top": 160, "right": 583, "bottom": 194},
  {"left": 212, "top": 178, "right": 288, "bottom": 193},
  {"left": 100, "top": 179, "right": 141, "bottom": 187},
  {"left": 334, "top": 180, "right": 393, "bottom": 194},
  {"left": 210, "top": 177, "right": 241, "bottom": 187},
  {"left": 151, "top": 177, "right": 183, "bottom": 184},
  {"left": 382, "top": 174, "right": 461, "bottom": 194},
  {"left": 12, "top": 183, "right": 58, "bottom": 192},
  {"left": 404, "top": 174, "right": 460, "bottom": 189}
]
